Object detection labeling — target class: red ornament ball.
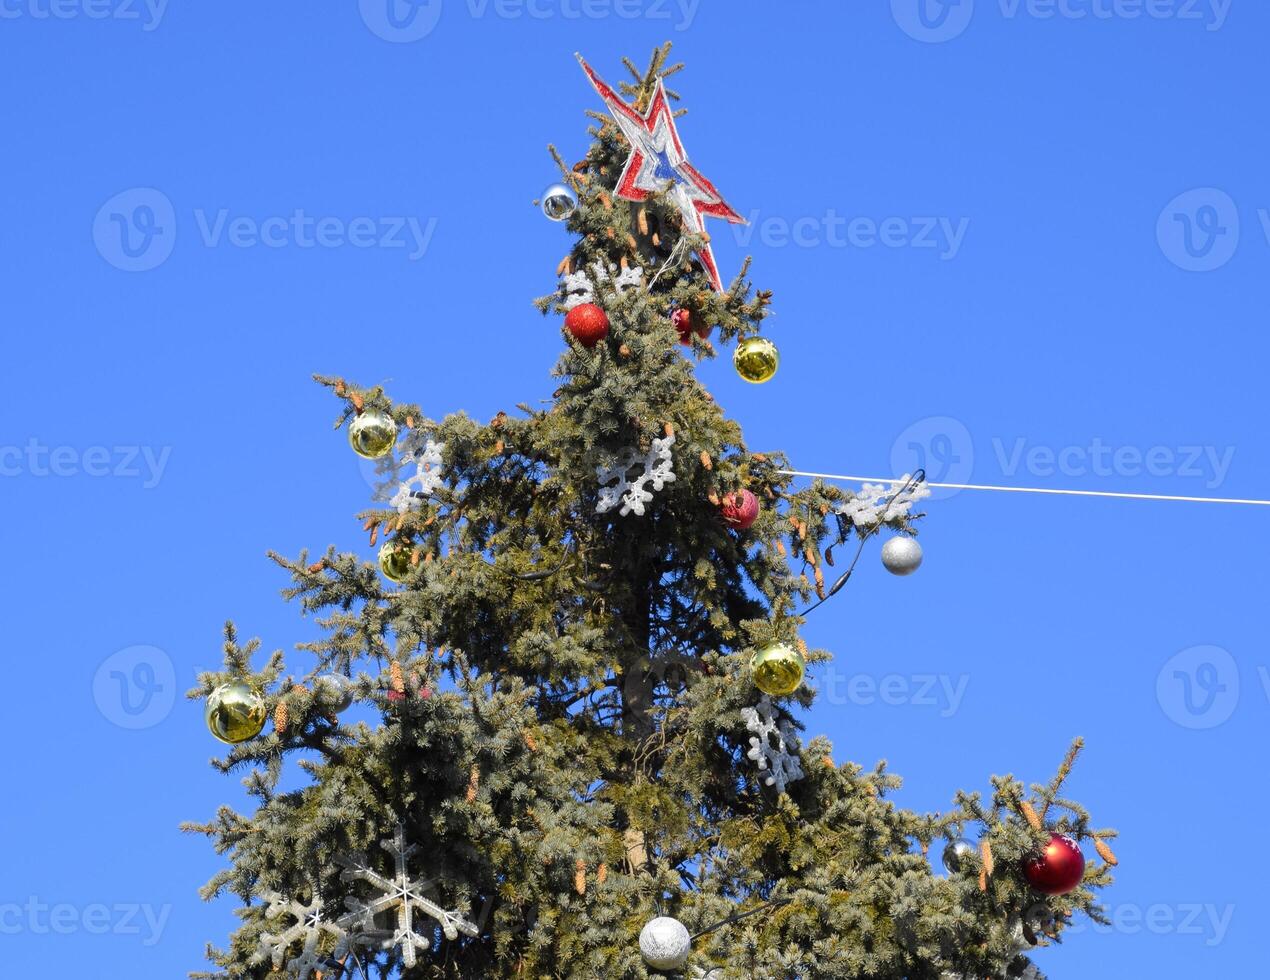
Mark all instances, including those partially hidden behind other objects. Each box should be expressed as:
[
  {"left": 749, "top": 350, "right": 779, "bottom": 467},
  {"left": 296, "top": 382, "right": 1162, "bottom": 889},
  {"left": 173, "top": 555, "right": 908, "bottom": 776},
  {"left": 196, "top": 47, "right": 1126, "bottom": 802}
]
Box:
[
  {"left": 671, "top": 307, "right": 711, "bottom": 346},
  {"left": 565, "top": 303, "right": 610, "bottom": 348},
  {"left": 1023, "top": 834, "right": 1086, "bottom": 895},
  {"left": 721, "top": 489, "right": 761, "bottom": 530}
]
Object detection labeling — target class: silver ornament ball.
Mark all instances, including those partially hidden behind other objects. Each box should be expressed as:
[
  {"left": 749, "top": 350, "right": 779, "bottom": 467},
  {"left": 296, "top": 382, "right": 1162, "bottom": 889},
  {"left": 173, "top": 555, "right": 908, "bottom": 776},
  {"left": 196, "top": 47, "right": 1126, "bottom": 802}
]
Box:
[
  {"left": 315, "top": 673, "right": 355, "bottom": 714},
  {"left": 541, "top": 183, "right": 578, "bottom": 221},
  {"left": 881, "top": 536, "right": 923, "bottom": 576},
  {"left": 942, "top": 838, "right": 976, "bottom": 874},
  {"left": 639, "top": 916, "right": 691, "bottom": 972}
]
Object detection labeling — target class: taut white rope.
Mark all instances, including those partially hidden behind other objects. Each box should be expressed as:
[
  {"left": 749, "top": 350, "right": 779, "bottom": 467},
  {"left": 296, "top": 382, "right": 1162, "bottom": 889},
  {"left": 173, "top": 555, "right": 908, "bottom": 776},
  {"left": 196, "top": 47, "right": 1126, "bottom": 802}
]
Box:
[{"left": 777, "top": 471, "right": 1270, "bottom": 507}]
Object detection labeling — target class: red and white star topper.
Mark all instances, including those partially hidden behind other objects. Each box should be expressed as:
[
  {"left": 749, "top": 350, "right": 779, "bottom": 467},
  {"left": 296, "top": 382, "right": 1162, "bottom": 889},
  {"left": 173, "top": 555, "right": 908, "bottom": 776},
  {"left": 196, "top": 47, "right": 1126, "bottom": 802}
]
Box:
[{"left": 577, "top": 54, "right": 746, "bottom": 292}]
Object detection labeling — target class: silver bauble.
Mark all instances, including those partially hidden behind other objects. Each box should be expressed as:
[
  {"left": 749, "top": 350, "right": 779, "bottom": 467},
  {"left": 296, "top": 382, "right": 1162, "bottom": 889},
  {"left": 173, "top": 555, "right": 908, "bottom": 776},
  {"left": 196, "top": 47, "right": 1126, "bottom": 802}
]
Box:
[
  {"left": 639, "top": 916, "right": 691, "bottom": 972},
  {"left": 942, "top": 838, "right": 976, "bottom": 874},
  {"left": 541, "top": 183, "right": 578, "bottom": 221},
  {"left": 315, "top": 673, "right": 355, "bottom": 714},
  {"left": 881, "top": 536, "right": 923, "bottom": 576}
]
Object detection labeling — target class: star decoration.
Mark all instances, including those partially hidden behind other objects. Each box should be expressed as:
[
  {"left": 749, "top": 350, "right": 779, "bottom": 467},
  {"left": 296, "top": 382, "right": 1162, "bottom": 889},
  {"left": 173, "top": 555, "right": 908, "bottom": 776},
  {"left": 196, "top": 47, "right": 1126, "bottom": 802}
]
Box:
[
  {"left": 336, "top": 824, "right": 479, "bottom": 969},
  {"left": 577, "top": 53, "right": 746, "bottom": 292}
]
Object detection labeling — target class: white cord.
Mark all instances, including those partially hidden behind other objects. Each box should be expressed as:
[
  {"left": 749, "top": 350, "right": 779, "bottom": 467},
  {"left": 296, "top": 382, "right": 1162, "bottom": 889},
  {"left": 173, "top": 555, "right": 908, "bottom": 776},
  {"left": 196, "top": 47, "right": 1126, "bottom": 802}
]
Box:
[{"left": 777, "top": 471, "right": 1270, "bottom": 507}]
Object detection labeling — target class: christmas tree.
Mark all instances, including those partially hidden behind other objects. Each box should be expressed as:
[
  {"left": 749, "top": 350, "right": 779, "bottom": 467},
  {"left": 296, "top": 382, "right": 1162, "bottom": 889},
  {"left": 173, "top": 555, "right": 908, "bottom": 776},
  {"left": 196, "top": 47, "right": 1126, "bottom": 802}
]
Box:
[{"left": 187, "top": 46, "right": 1116, "bottom": 980}]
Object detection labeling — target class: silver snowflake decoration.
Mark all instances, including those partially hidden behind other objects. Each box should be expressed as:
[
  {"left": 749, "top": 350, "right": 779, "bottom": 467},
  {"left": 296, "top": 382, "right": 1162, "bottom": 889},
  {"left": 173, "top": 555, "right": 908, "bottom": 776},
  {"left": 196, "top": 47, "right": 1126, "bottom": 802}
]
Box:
[
  {"left": 740, "top": 694, "right": 804, "bottom": 794},
  {"left": 336, "top": 824, "right": 479, "bottom": 969},
  {"left": 561, "top": 260, "right": 644, "bottom": 310},
  {"left": 389, "top": 438, "right": 446, "bottom": 515},
  {"left": 251, "top": 887, "right": 349, "bottom": 980},
  {"left": 596, "top": 433, "right": 676, "bottom": 517},
  {"left": 834, "top": 473, "right": 930, "bottom": 529}
]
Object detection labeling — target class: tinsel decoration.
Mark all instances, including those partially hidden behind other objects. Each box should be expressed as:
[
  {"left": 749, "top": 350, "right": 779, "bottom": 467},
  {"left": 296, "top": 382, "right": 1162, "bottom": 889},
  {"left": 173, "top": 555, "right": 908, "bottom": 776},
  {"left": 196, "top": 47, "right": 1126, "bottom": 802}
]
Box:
[
  {"left": 389, "top": 438, "right": 446, "bottom": 516},
  {"left": 835, "top": 475, "right": 930, "bottom": 529}
]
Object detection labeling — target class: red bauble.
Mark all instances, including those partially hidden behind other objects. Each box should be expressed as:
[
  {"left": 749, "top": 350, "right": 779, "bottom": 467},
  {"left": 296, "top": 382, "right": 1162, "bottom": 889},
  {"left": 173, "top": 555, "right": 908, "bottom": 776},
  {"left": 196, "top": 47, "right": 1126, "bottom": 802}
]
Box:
[
  {"left": 672, "top": 307, "right": 711, "bottom": 346},
  {"left": 721, "top": 489, "right": 761, "bottom": 530},
  {"left": 565, "top": 303, "right": 610, "bottom": 348},
  {"left": 1024, "top": 834, "right": 1086, "bottom": 895}
]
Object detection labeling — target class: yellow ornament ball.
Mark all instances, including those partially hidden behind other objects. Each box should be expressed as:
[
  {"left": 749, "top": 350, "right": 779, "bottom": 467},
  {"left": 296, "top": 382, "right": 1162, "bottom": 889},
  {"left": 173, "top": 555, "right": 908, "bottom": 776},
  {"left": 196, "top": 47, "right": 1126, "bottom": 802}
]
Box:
[
  {"left": 378, "top": 540, "right": 413, "bottom": 583},
  {"left": 750, "top": 643, "right": 805, "bottom": 696},
  {"left": 205, "top": 681, "right": 267, "bottom": 745},
  {"left": 734, "top": 336, "right": 779, "bottom": 384},
  {"left": 348, "top": 410, "right": 397, "bottom": 459}
]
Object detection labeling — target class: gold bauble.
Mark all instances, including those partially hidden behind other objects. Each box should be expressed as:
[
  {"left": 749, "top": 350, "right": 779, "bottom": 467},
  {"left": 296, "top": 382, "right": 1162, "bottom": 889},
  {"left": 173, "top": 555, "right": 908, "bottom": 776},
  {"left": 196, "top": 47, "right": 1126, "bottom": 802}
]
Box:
[
  {"left": 378, "top": 540, "right": 413, "bottom": 583},
  {"left": 750, "top": 643, "right": 805, "bottom": 696},
  {"left": 205, "top": 681, "right": 267, "bottom": 745},
  {"left": 348, "top": 410, "right": 397, "bottom": 459},
  {"left": 733, "top": 337, "right": 779, "bottom": 384}
]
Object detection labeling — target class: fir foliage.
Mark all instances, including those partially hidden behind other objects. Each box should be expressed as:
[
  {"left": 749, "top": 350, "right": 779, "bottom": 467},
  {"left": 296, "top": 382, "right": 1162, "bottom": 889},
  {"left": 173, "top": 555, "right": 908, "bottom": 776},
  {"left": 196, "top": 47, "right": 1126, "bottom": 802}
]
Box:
[{"left": 187, "top": 45, "right": 1115, "bottom": 980}]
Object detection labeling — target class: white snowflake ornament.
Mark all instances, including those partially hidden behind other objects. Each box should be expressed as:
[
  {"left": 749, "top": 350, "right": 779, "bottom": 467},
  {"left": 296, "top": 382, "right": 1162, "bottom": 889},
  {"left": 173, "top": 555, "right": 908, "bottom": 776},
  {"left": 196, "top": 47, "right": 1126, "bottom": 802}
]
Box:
[
  {"left": 596, "top": 433, "right": 676, "bottom": 517},
  {"left": 336, "top": 824, "right": 478, "bottom": 969},
  {"left": 389, "top": 438, "right": 446, "bottom": 515},
  {"left": 834, "top": 474, "right": 931, "bottom": 529},
  {"left": 561, "top": 260, "right": 644, "bottom": 310},
  {"left": 740, "top": 694, "right": 804, "bottom": 794},
  {"left": 252, "top": 888, "right": 349, "bottom": 980}
]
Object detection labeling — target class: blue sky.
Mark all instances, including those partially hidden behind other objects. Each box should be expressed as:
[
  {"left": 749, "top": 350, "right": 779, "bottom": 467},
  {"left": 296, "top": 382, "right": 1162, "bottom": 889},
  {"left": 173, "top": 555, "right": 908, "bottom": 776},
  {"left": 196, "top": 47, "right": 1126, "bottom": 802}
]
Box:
[{"left": 2, "top": 1, "right": 1267, "bottom": 975}]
